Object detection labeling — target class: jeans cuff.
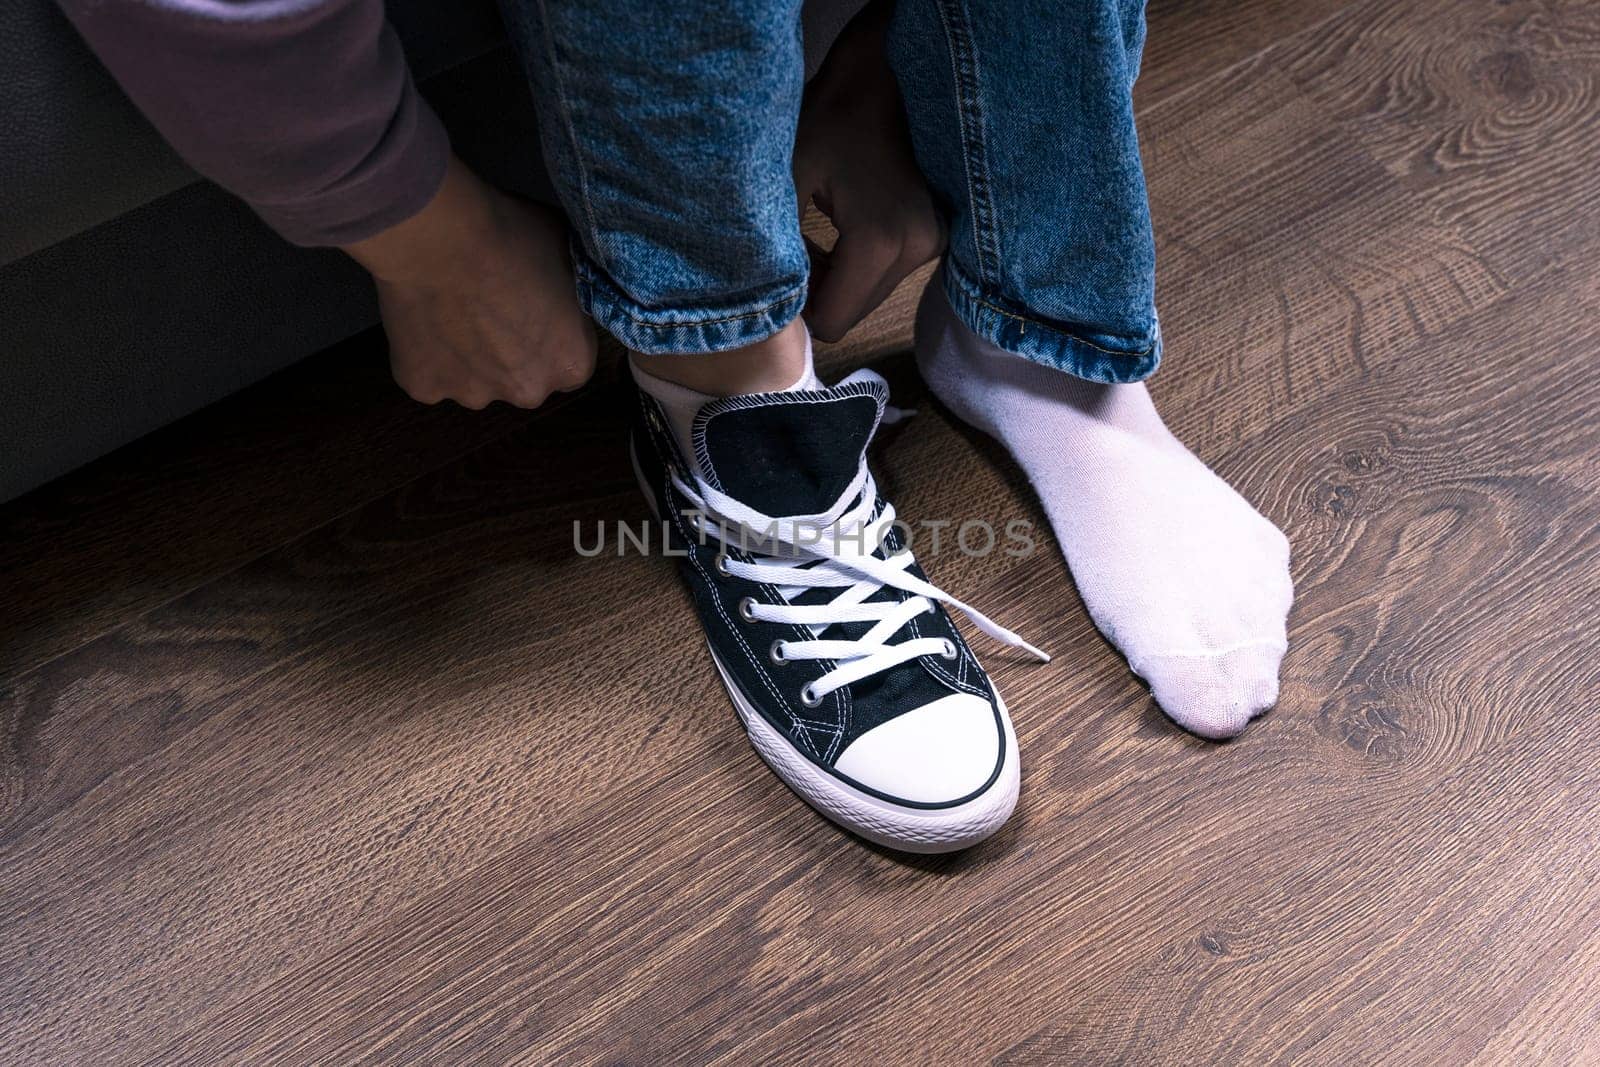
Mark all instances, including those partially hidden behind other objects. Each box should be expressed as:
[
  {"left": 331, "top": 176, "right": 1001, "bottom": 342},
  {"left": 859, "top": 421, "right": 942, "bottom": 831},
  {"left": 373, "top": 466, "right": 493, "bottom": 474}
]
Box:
[
  {"left": 573, "top": 249, "right": 807, "bottom": 355},
  {"left": 941, "top": 264, "right": 1161, "bottom": 384}
]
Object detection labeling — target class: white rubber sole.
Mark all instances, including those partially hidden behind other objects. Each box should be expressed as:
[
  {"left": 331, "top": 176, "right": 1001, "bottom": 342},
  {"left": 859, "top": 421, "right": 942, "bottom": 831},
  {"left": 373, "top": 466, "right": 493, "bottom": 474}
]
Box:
[{"left": 631, "top": 435, "right": 1019, "bottom": 853}]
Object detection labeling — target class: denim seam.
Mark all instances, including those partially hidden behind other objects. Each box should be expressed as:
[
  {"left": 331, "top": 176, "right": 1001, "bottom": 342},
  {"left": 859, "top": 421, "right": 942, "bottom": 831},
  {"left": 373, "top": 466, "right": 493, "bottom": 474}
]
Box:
[
  {"left": 933, "top": 0, "right": 1001, "bottom": 288},
  {"left": 606, "top": 294, "right": 802, "bottom": 331},
  {"left": 577, "top": 252, "right": 804, "bottom": 333},
  {"left": 535, "top": 0, "right": 608, "bottom": 274},
  {"left": 965, "top": 293, "right": 1159, "bottom": 358},
  {"left": 946, "top": 265, "right": 1159, "bottom": 360}
]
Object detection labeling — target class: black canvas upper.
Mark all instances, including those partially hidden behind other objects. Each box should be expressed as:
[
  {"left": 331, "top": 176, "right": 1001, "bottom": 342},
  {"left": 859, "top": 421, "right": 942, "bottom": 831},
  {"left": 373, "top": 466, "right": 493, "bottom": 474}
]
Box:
[
  {"left": 693, "top": 382, "right": 884, "bottom": 518},
  {"left": 630, "top": 368, "right": 1004, "bottom": 806}
]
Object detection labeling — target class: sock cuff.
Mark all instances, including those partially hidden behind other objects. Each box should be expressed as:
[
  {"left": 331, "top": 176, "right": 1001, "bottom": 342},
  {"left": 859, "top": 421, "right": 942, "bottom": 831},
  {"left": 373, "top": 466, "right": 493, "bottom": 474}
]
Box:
[
  {"left": 629, "top": 330, "right": 820, "bottom": 402},
  {"left": 630, "top": 355, "right": 716, "bottom": 408},
  {"left": 631, "top": 331, "right": 821, "bottom": 471}
]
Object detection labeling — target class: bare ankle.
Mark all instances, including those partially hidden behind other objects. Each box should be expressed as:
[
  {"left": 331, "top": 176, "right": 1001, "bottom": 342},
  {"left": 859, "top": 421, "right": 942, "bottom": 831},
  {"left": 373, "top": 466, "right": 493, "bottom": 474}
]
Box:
[{"left": 635, "top": 317, "right": 809, "bottom": 396}]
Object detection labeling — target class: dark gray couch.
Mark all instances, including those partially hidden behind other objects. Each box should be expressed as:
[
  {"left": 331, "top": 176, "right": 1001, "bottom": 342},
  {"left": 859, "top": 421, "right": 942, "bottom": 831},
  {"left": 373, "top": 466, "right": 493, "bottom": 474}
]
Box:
[{"left": 0, "top": 0, "right": 567, "bottom": 503}]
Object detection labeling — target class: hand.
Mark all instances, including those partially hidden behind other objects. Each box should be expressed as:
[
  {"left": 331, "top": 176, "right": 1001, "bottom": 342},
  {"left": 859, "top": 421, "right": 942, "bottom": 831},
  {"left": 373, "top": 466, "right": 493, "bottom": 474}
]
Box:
[
  {"left": 792, "top": 2, "right": 945, "bottom": 343},
  {"left": 343, "top": 157, "right": 598, "bottom": 410}
]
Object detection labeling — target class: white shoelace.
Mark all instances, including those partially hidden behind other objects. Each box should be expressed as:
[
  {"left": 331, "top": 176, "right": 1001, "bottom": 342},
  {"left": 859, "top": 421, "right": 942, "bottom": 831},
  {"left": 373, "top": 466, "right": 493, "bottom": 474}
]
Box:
[{"left": 670, "top": 457, "right": 1049, "bottom": 709}]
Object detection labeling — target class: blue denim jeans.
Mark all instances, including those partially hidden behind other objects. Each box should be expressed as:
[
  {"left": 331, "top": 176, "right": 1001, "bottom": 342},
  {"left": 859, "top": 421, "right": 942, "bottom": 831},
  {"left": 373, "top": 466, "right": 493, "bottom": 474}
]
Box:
[{"left": 502, "top": 0, "right": 1159, "bottom": 383}]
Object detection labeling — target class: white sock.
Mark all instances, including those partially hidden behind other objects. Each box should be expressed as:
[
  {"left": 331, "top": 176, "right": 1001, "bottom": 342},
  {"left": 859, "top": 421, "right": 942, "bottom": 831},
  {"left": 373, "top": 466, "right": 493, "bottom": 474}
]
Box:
[
  {"left": 915, "top": 284, "right": 1293, "bottom": 738},
  {"left": 630, "top": 335, "right": 823, "bottom": 464}
]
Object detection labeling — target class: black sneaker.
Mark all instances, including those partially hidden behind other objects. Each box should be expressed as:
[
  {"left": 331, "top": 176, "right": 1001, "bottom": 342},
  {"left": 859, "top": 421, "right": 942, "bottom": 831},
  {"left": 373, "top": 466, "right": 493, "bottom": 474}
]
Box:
[{"left": 629, "top": 363, "right": 1045, "bottom": 852}]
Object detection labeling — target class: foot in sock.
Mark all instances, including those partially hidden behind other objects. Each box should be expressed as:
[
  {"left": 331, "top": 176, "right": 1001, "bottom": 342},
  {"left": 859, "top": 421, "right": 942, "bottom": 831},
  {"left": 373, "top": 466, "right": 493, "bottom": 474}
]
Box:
[
  {"left": 914, "top": 280, "right": 1293, "bottom": 739},
  {"left": 630, "top": 335, "right": 1045, "bottom": 851}
]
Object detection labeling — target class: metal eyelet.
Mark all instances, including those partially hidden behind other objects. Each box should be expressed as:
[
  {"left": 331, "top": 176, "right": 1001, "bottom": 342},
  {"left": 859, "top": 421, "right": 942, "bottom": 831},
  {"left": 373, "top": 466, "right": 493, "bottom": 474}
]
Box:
[
  {"left": 715, "top": 554, "right": 733, "bottom": 577},
  {"left": 738, "top": 597, "right": 758, "bottom": 622},
  {"left": 769, "top": 640, "right": 788, "bottom": 665},
  {"left": 940, "top": 638, "right": 958, "bottom": 660},
  {"left": 799, "top": 684, "right": 823, "bottom": 708}
]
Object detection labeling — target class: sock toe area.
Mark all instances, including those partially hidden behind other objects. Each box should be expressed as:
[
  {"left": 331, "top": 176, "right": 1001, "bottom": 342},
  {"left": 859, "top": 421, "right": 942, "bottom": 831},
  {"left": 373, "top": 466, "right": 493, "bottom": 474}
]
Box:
[{"left": 1141, "top": 643, "right": 1285, "bottom": 740}]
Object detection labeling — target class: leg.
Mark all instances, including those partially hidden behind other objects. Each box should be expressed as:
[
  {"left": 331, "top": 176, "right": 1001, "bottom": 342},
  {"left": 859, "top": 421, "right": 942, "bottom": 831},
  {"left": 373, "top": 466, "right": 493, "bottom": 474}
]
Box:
[
  {"left": 497, "top": 0, "right": 1037, "bottom": 848},
  {"left": 498, "top": 0, "right": 810, "bottom": 363},
  {"left": 893, "top": 0, "right": 1294, "bottom": 738},
  {"left": 889, "top": 0, "right": 1158, "bottom": 378}
]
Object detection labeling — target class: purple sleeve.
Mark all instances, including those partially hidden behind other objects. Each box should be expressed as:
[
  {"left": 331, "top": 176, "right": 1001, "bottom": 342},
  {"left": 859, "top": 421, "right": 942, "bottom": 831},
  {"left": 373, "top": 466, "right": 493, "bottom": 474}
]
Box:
[{"left": 57, "top": 0, "right": 450, "bottom": 246}]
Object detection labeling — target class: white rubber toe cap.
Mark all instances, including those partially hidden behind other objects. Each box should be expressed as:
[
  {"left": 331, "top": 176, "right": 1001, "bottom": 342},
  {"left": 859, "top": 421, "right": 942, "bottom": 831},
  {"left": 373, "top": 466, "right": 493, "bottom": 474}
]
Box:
[{"left": 832, "top": 693, "right": 1002, "bottom": 806}]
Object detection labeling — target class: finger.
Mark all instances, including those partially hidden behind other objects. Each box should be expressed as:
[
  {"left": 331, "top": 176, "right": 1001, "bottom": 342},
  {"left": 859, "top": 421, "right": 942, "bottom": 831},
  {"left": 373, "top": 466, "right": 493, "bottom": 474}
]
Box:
[
  {"left": 509, "top": 383, "right": 554, "bottom": 408},
  {"left": 792, "top": 147, "right": 825, "bottom": 221},
  {"left": 391, "top": 358, "right": 446, "bottom": 406},
  {"left": 509, "top": 368, "right": 571, "bottom": 406},
  {"left": 549, "top": 331, "right": 599, "bottom": 395},
  {"left": 447, "top": 366, "right": 495, "bottom": 408},
  {"left": 804, "top": 228, "right": 903, "bottom": 343},
  {"left": 392, "top": 363, "right": 443, "bottom": 405},
  {"left": 392, "top": 345, "right": 466, "bottom": 407},
  {"left": 405, "top": 385, "right": 446, "bottom": 406},
  {"left": 899, "top": 203, "right": 948, "bottom": 269},
  {"left": 561, "top": 328, "right": 601, "bottom": 389},
  {"left": 803, "top": 233, "right": 833, "bottom": 304}
]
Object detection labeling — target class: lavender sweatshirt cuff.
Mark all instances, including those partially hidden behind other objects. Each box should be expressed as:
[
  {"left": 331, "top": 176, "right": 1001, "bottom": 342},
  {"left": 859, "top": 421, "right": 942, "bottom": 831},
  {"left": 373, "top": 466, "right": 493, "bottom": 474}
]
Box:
[
  {"left": 250, "top": 73, "right": 450, "bottom": 247},
  {"left": 59, "top": 0, "right": 451, "bottom": 247}
]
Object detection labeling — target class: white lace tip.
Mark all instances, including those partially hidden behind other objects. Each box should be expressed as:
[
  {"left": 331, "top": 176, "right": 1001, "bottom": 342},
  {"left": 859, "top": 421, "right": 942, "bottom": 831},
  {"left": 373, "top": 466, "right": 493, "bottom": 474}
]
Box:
[
  {"left": 880, "top": 404, "right": 918, "bottom": 425},
  {"left": 1023, "top": 641, "right": 1051, "bottom": 663}
]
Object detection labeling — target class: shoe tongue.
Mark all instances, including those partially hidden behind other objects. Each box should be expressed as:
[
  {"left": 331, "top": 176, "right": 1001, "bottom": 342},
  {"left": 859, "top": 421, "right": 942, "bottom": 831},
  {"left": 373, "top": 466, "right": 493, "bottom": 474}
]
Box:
[{"left": 692, "top": 370, "right": 889, "bottom": 518}]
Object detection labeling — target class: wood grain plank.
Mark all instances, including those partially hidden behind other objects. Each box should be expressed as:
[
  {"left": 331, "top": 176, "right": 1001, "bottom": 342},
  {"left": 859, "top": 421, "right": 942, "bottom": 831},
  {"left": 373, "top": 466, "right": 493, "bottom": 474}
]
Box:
[
  {"left": 1136, "top": 0, "right": 1359, "bottom": 110},
  {"left": 1142, "top": 54, "right": 1510, "bottom": 452},
  {"left": 0, "top": 332, "right": 534, "bottom": 681},
  {"left": 5, "top": 227, "right": 1595, "bottom": 1065},
  {"left": 1272, "top": 0, "right": 1600, "bottom": 284}
]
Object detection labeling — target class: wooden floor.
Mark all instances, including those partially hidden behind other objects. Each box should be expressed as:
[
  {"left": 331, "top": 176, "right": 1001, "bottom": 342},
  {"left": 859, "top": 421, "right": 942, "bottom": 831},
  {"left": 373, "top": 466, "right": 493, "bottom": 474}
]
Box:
[{"left": 4, "top": 0, "right": 1599, "bottom": 1062}]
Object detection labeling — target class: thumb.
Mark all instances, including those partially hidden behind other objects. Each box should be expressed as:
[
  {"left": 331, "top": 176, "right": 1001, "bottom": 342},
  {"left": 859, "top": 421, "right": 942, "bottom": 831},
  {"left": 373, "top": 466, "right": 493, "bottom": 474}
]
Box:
[
  {"left": 792, "top": 144, "right": 826, "bottom": 221},
  {"left": 804, "top": 226, "right": 902, "bottom": 343}
]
